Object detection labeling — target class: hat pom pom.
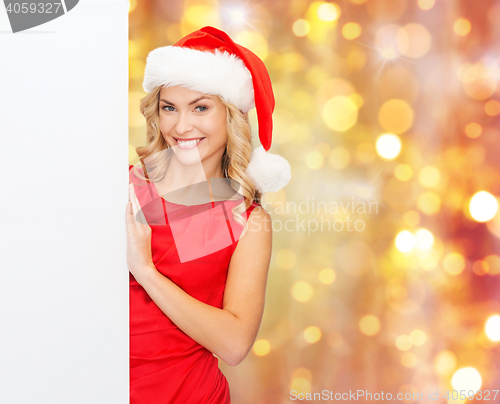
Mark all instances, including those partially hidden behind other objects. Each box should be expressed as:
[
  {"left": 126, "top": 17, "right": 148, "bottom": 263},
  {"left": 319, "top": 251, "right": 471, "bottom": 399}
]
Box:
[{"left": 245, "top": 145, "right": 291, "bottom": 193}]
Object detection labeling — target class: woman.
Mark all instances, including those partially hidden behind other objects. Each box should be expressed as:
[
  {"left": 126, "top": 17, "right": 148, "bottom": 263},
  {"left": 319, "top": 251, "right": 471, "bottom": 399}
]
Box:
[{"left": 125, "top": 26, "right": 291, "bottom": 403}]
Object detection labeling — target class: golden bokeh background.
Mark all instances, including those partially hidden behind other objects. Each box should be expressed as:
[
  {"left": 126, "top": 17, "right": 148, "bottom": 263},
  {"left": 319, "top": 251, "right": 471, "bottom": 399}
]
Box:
[{"left": 129, "top": 0, "right": 500, "bottom": 403}]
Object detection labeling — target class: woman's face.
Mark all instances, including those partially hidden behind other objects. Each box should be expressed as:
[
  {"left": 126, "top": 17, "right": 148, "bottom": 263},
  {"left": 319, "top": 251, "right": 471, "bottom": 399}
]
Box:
[{"left": 158, "top": 85, "right": 227, "bottom": 174}]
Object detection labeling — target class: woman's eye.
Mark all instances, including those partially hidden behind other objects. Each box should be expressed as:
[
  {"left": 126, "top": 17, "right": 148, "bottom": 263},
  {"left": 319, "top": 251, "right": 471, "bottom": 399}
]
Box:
[
  {"left": 196, "top": 105, "right": 208, "bottom": 112},
  {"left": 162, "top": 105, "right": 175, "bottom": 111}
]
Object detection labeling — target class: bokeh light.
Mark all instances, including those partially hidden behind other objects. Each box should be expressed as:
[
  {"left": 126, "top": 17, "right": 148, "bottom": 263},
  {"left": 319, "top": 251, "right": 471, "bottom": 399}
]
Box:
[
  {"left": 395, "top": 231, "right": 415, "bottom": 253},
  {"left": 469, "top": 191, "right": 498, "bottom": 222},
  {"left": 342, "top": 22, "right": 362, "bottom": 40},
  {"left": 451, "top": 367, "right": 482, "bottom": 392},
  {"left": 376, "top": 133, "right": 402, "bottom": 160},
  {"left": 434, "top": 351, "right": 457, "bottom": 376},
  {"left": 443, "top": 252, "right": 466, "bottom": 276},
  {"left": 414, "top": 229, "right": 434, "bottom": 250},
  {"left": 318, "top": 268, "right": 336, "bottom": 284},
  {"left": 454, "top": 18, "right": 471, "bottom": 36},
  {"left": 485, "top": 315, "right": 500, "bottom": 342},
  {"left": 322, "top": 96, "right": 358, "bottom": 131},
  {"left": 304, "top": 326, "right": 322, "bottom": 343},
  {"left": 359, "top": 315, "right": 381, "bottom": 336},
  {"left": 291, "top": 281, "right": 314, "bottom": 302},
  {"left": 252, "top": 339, "right": 271, "bottom": 356},
  {"left": 418, "top": 0, "right": 435, "bottom": 11},
  {"left": 378, "top": 99, "right": 414, "bottom": 134}
]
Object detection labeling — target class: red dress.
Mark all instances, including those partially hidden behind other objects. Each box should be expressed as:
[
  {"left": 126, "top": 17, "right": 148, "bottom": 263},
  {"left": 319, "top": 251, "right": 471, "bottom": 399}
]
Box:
[{"left": 129, "top": 164, "right": 259, "bottom": 403}]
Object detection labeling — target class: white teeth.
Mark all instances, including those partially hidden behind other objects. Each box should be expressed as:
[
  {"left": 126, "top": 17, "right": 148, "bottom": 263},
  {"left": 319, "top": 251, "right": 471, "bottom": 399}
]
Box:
[{"left": 177, "top": 138, "right": 201, "bottom": 146}]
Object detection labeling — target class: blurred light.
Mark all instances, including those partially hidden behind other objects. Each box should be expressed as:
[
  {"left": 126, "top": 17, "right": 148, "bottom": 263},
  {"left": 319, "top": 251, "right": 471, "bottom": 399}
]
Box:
[
  {"left": 388, "top": 284, "right": 407, "bottom": 303},
  {"left": 489, "top": 4, "right": 500, "bottom": 25},
  {"left": 328, "top": 147, "right": 351, "bottom": 169},
  {"left": 228, "top": 8, "right": 246, "bottom": 24},
  {"left": 418, "top": 0, "right": 435, "bottom": 10},
  {"left": 419, "top": 166, "right": 441, "bottom": 188},
  {"left": 317, "top": 78, "right": 355, "bottom": 102},
  {"left": 322, "top": 96, "right": 358, "bottom": 131},
  {"left": 342, "top": 22, "right": 362, "bottom": 40},
  {"left": 305, "top": 151, "right": 324, "bottom": 170},
  {"left": 276, "top": 249, "right": 297, "bottom": 270},
  {"left": 404, "top": 210, "right": 420, "bottom": 226},
  {"left": 293, "top": 19, "right": 311, "bottom": 37},
  {"left": 291, "top": 281, "right": 314, "bottom": 302},
  {"left": 359, "top": 315, "right": 381, "bottom": 336},
  {"left": 415, "top": 229, "right": 434, "bottom": 250},
  {"left": 417, "top": 192, "right": 441, "bottom": 215},
  {"left": 454, "top": 18, "right": 471, "bottom": 36},
  {"left": 317, "top": 2, "right": 340, "bottom": 22},
  {"left": 395, "top": 231, "right": 415, "bottom": 253},
  {"left": 434, "top": 350, "right": 457, "bottom": 376},
  {"left": 356, "top": 142, "right": 375, "bottom": 163},
  {"left": 469, "top": 191, "right": 498, "bottom": 222},
  {"left": 185, "top": 5, "right": 219, "bottom": 27},
  {"left": 349, "top": 0, "right": 367, "bottom": 3},
  {"left": 290, "top": 368, "right": 312, "bottom": 395},
  {"left": 395, "top": 335, "right": 412, "bottom": 351},
  {"left": 376, "top": 133, "right": 402, "bottom": 160},
  {"left": 485, "top": 100, "right": 500, "bottom": 116},
  {"left": 129, "top": 91, "right": 146, "bottom": 127},
  {"left": 401, "top": 352, "right": 417, "bottom": 368},
  {"left": 348, "top": 93, "right": 364, "bottom": 108},
  {"left": 375, "top": 24, "right": 401, "bottom": 60},
  {"left": 484, "top": 255, "right": 500, "bottom": 275},
  {"left": 252, "top": 339, "right": 271, "bottom": 356},
  {"left": 129, "top": 59, "right": 145, "bottom": 81},
  {"left": 378, "top": 99, "right": 414, "bottom": 134},
  {"left": 314, "top": 142, "right": 331, "bottom": 157},
  {"left": 397, "top": 24, "right": 432, "bottom": 59},
  {"left": 234, "top": 31, "right": 268, "bottom": 60},
  {"left": 451, "top": 368, "right": 482, "bottom": 392},
  {"left": 394, "top": 164, "right": 413, "bottom": 181},
  {"left": 421, "top": 253, "right": 439, "bottom": 271},
  {"left": 368, "top": 1, "right": 407, "bottom": 27},
  {"left": 129, "top": 144, "right": 138, "bottom": 162},
  {"left": 129, "top": 40, "right": 138, "bottom": 58},
  {"left": 465, "top": 122, "right": 482, "bottom": 138},
  {"left": 304, "top": 326, "right": 322, "bottom": 343},
  {"left": 319, "top": 268, "right": 336, "bottom": 284},
  {"left": 485, "top": 315, "right": 500, "bottom": 342},
  {"left": 462, "top": 63, "right": 497, "bottom": 100},
  {"left": 346, "top": 48, "right": 367, "bottom": 71},
  {"left": 377, "top": 65, "right": 419, "bottom": 103},
  {"left": 129, "top": 0, "right": 136, "bottom": 13},
  {"left": 443, "top": 252, "right": 466, "bottom": 276},
  {"left": 472, "top": 260, "right": 489, "bottom": 276},
  {"left": 292, "top": 367, "right": 312, "bottom": 381},
  {"left": 409, "top": 329, "right": 427, "bottom": 346}
]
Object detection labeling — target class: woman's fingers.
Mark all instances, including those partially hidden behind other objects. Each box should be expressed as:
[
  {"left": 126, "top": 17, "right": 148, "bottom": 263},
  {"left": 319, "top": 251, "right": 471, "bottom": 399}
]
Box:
[{"left": 128, "top": 184, "right": 148, "bottom": 226}]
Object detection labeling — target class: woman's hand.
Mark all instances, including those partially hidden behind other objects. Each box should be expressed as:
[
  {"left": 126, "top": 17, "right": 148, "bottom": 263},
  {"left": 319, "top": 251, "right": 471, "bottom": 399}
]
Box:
[{"left": 126, "top": 183, "right": 156, "bottom": 284}]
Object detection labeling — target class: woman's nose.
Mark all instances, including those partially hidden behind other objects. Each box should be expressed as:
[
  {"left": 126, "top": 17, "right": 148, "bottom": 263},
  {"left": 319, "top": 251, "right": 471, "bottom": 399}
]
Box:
[{"left": 175, "top": 111, "right": 194, "bottom": 135}]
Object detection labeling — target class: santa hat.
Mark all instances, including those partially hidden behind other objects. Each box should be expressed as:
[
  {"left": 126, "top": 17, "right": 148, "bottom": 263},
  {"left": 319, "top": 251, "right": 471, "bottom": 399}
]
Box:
[{"left": 142, "top": 26, "right": 291, "bottom": 194}]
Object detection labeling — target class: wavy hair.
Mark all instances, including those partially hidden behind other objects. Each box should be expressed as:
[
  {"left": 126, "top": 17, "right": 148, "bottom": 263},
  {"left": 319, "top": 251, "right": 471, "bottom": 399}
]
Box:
[{"left": 132, "top": 85, "right": 261, "bottom": 231}]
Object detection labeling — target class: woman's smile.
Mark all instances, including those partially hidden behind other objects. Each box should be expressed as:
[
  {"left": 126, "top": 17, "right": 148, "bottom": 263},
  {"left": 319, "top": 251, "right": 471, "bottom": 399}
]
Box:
[{"left": 173, "top": 136, "right": 206, "bottom": 149}]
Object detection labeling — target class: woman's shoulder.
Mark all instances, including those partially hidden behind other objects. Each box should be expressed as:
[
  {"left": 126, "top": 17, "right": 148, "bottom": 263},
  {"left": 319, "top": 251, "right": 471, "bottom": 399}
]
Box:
[{"left": 245, "top": 199, "right": 270, "bottom": 223}]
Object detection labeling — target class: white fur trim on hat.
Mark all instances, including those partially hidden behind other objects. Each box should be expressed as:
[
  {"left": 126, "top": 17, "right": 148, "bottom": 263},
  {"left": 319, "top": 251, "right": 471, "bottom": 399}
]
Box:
[
  {"left": 245, "top": 145, "right": 291, "bottom": 193},
  {"left": 143, "top": 46, "right": 255, "bottom": 113}
]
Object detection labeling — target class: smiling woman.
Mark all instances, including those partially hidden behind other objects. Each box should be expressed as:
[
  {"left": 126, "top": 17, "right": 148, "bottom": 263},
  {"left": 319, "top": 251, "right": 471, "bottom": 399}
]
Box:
[
  {"left": 126, "top": 26, "right": 291, "bottom": 404},
  {"left": 158, "top": 86, "right": 229, "bottom": 177}
]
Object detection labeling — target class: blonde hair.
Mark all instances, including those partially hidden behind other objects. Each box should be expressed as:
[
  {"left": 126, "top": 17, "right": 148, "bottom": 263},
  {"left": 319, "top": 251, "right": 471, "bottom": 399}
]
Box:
[{"left": 133, "top": 85, "right": 261, "bottom": 230}]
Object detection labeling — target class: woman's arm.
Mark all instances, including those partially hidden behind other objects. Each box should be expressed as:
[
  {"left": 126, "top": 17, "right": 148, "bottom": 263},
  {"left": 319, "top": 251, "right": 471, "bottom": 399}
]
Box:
[{"left": 134, "top": 205, "right": 272, "bottom": 366}]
